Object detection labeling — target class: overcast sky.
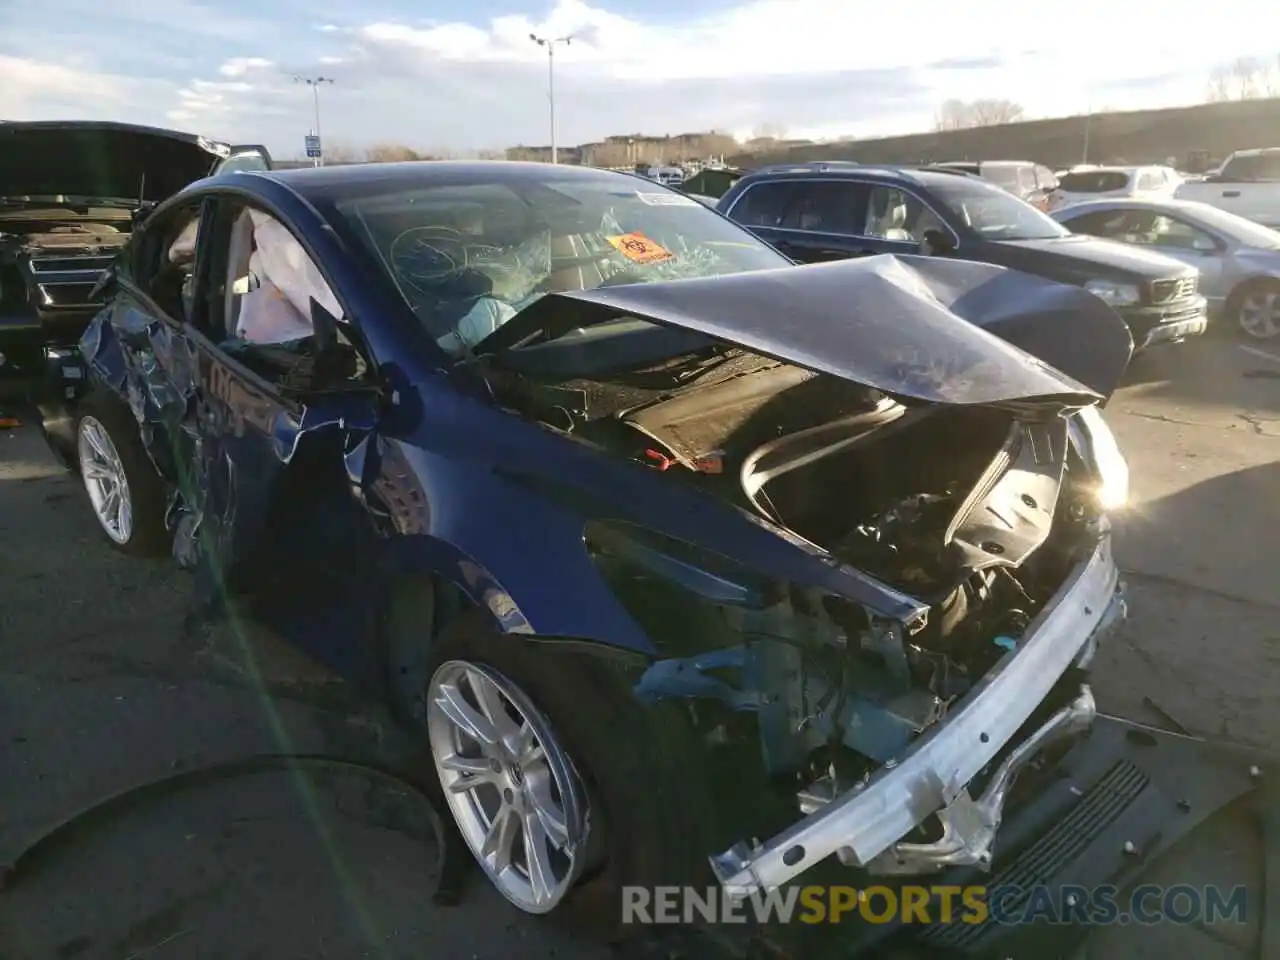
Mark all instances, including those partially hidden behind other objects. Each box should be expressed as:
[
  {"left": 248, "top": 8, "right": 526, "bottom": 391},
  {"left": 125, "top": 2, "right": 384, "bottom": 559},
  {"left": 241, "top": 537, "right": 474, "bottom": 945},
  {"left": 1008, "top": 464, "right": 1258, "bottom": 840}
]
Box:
[{"left": 2, "top": 0, "right": 1276, "bottom": 158}]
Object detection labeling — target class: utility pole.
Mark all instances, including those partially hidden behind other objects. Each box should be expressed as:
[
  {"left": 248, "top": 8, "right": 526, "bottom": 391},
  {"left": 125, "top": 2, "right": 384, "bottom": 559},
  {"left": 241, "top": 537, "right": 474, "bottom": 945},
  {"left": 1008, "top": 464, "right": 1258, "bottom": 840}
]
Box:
[
  {"left": 529, "top": 33, "right": 572, "bottom": 163},
  {"left": 1081, "top": 100, "right": 1092, "bottom": 165},
  {"left": 294, "top": 76, "right": 335, "bottom": 167}
]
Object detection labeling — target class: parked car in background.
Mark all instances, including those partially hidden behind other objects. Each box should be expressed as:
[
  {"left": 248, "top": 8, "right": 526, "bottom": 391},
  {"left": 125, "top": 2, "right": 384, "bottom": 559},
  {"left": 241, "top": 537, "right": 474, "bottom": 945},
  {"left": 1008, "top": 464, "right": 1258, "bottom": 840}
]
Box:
[
  {"left": 0, "top": 121, "right": 270, "bottom": 395},
  {"left": 928, "top": 160, "right": 1059, "bottom": 209},
  {"left": 1048, "top": 165, "right": 1182, "bottom": 211},
  {"left": 680, "top": 166, "right": 744, "bottom": 199},
  {"left": 34, "top": 160, "right": 1246, "bottom": 960},
  {"left": 1052, "top": 197, "right": 1280, "bottom": 339},
  {"left": 1174, "top": 147, "right": 1280, "bottom": 228},
  {"left": 718, "top": 163, "right": 1207, "bottom": 350},
  {"left": 645, "top": 165, "right": 685, "bottom": 187}
]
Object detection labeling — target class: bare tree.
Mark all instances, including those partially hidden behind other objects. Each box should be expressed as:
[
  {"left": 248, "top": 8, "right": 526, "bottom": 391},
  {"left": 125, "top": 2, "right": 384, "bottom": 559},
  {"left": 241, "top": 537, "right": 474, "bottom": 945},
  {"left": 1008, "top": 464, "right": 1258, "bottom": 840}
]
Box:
[
  {"left": 1206, "top": 55, "right": 1280, "bottom": 101},
  {"left": 934, "top": 98, "right": 1024, "bottom": 131},
  {"left": 1206, "top": 65, "right": 1232, "bottom": 102},
  {"left": 320, "top": 141, "right": 361, "bottom": 164},
  {"left": 364, "top": 143, "right": 422, "bottom": 162}
]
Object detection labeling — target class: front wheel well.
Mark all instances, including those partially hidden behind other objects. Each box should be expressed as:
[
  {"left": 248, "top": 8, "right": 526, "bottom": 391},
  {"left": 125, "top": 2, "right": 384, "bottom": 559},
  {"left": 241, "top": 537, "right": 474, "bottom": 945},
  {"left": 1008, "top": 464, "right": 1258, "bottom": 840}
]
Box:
[{"left": 381, "top": 573, "right": 479, "bottom": 729}]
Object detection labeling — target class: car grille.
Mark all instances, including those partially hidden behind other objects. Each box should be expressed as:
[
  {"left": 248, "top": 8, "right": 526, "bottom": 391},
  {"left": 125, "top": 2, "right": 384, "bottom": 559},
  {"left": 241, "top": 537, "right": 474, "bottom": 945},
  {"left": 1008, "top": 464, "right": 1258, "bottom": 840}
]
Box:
[
  {"left": 28, "top": 255, "right": 116, "bottom": 276},
  {"left": 1147, "top": 275, "right": 1197, "bottom": 304}
]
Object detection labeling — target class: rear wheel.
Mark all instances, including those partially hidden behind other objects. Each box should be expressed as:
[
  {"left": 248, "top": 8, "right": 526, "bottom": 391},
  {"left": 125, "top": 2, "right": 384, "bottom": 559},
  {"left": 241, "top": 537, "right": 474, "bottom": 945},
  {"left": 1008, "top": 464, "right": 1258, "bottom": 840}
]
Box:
[
  {"left": 75, "top": 392, "right": 170, "bottom": 556},
  {"left": 1232, "top": 279, "right": 1280, "bottom": 340}
]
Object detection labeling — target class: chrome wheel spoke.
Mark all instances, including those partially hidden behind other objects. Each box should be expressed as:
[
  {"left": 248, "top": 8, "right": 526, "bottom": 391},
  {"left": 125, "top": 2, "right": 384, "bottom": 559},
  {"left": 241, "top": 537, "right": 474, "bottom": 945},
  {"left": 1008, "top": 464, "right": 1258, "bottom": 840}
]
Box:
[
  {"left": 515, "top": 722, "right": 544, "bottom": 765},
  {"left": 526, "top": 777, "right": 571, "bottom": 850},
  {"left": 440, "top": 754, "right": 501, "bottom": 794},
  {"left": 480, "top": 804, "right": 520, "bottom": 872},
  {"left": 469, "top": 669, "right": 522, "bottom": 752},
  {"left": 522, "top": 810, "right": 558, "bottom": 906},
  {"left": 434, "top": 680, "right": 501, "bottom": 747}
]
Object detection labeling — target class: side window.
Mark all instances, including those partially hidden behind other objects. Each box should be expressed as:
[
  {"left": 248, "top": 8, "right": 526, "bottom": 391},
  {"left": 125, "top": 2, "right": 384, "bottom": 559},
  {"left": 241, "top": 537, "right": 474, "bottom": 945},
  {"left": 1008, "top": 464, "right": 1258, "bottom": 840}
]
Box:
[
  {"left": 1016, "top": 166, "right": 1038, "bottom": 196},
  {"left": 1136, "top": 171, "right": 1163, "bottom": 191},
  {"left": 1060, "top": 210, "right": 1128, "bottom": 237},
  {"left": 726, "top": 182, "right": 797, "bottom": 228},
  {"left": 1035, "top": 166, "right": 1059, "bottom": 191},
  {"left": 206, "top": 200, "right": 367, "bottom": 387},
  {"left": 775, "top": 181, "right": 865, "bottom": 234},
  {"left": 216, "top": 152, "right": 271, "bottom": 175},
  {"left": 135, "top": 200, "right": 206, "bottom": 323},
  {"left": 864, "top": 187, "right": 934, "bottom": 242},
  {"left": 1147, "top": 216, "right": 1218, "bottom": 252},
  {"left": 984, "top": 167, "right": 1021, "bottom": 194}
]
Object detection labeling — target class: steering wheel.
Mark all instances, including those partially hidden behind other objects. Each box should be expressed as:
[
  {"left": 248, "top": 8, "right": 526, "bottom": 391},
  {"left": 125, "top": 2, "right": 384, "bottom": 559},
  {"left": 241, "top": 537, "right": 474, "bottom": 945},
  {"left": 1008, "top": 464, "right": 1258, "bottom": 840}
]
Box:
[{"left": 389, "top": 226, "right": 468, "bottom": 292}]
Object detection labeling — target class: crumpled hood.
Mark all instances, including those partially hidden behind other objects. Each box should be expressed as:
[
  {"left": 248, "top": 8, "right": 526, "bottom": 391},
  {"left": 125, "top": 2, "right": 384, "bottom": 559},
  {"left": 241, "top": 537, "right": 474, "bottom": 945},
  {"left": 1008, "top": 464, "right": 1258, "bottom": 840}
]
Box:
[
  {"left": 0, "top": 121, "right": 227, "bottom": 202},
  {"left": 476, "top": 253, "right": 1134, "bottom": 403}
]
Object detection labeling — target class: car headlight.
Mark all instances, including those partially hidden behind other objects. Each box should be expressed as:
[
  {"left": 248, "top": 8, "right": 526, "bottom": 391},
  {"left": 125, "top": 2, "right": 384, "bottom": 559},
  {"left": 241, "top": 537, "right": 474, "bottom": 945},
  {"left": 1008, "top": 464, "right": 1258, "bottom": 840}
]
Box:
[
  {"left": 1074, "top": 405, "right": 1129, "bottom": 510},
  {"left": 1083, "top": 279, "right": 1141, "bottom": 307}
]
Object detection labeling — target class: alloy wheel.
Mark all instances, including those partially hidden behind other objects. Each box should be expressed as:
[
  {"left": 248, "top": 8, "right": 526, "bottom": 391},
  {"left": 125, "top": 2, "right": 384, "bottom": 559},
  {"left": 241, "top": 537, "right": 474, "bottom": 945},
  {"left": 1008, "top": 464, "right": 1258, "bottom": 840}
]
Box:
[
  {"left": 78, "top": 416, "right": 133, "bottom": 544},
  {"left": 426, "top": 659, "right": 590, "bottom": 913},
  {"left": 1238, "top": 289, "right": 1280, "bottom": 339}
]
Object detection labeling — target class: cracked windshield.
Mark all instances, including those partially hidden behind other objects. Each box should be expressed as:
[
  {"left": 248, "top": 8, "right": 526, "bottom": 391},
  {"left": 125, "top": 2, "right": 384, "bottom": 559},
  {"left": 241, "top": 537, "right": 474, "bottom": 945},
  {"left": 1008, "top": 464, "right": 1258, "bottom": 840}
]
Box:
[{"left": 2, "top": 2, "right": 1279, "bottom": 959}]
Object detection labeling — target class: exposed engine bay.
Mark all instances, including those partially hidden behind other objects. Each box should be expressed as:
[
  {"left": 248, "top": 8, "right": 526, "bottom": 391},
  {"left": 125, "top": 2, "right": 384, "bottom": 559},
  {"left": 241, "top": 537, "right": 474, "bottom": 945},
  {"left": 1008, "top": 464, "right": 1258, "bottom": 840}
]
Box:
[
  {"left": 0, "top": 206, "right": 131, "bottom": 351},
  {"left": 483, "top": 338, "right": 1104, "bottom": 789}
]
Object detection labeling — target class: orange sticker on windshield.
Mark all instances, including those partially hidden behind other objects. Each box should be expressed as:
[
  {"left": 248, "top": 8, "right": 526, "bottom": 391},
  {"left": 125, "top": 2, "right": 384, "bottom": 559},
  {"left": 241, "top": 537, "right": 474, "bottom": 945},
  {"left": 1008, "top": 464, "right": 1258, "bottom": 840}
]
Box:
[{"left": 607, "top": 232, "right": 673, "bottom": 264}]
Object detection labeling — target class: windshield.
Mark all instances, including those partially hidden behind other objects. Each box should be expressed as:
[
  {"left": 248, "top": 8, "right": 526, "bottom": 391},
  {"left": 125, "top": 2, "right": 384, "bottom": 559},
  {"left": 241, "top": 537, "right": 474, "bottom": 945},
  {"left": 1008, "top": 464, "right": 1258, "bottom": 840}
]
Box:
[
  {"left": 1221, "top": 152, "right": 1280, "bottom": 182},
  {"left": 331, "top": 175, "right": 786, "bottom": 354},
  {"left": 1059, "top": 170, "right": 1131, "bottom": 193},
  {"left": 928, "top": 177, "right": 1069, "bottom": 240},
  {"left": 1182, "top": 201, "right": 1280, "bottom": 249}
]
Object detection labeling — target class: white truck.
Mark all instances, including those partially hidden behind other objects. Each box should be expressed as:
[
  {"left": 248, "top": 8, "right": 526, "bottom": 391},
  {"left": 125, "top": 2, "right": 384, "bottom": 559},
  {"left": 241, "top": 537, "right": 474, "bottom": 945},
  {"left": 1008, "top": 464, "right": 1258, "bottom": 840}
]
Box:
[{"left": 1174, "top": 147, "right": 1280, "bottom": 227}]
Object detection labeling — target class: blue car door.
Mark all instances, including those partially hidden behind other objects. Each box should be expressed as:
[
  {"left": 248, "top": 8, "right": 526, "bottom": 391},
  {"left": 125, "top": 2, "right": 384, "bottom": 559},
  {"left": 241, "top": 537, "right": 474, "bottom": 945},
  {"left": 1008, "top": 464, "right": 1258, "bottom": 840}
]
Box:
[{"left": 173, "top": 193, "right": 388, "bottom": 684}]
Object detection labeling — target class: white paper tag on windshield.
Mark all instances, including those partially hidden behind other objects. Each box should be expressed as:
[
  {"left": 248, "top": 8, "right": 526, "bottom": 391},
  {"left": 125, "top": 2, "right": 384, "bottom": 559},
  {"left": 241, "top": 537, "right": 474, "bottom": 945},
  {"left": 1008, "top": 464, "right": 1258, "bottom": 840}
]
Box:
[{"left": 636, "top": 191, "right": 698, "bottom": 207}]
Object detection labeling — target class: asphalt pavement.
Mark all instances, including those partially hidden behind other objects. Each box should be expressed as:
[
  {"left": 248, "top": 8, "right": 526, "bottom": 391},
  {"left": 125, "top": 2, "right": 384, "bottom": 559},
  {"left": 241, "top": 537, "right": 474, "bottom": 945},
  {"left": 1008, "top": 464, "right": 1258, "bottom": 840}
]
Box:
[{"left": 2, "top": 335, "right": 1278, "bottom": 960}]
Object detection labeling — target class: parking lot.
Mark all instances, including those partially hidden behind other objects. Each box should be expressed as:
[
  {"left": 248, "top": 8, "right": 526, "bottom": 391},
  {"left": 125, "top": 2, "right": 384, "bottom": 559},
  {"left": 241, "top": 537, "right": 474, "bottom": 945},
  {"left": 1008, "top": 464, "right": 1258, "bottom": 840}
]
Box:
[{"left": 1, "top": 333, "right": 1277, "bottom": 959}]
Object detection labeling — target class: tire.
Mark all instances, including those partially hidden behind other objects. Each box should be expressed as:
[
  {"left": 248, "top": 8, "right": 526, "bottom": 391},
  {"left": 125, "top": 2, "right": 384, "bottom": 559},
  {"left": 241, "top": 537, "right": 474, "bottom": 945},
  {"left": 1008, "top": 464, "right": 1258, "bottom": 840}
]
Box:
[
  {"left": 1229, "top": 278, "right": 1280, "bottom": 340},
  {"left": 416, "top": 612, "right": 720, "bottom": 939},
  {"left": 74, "top": 390, "right": 171, "bottom": 556}
]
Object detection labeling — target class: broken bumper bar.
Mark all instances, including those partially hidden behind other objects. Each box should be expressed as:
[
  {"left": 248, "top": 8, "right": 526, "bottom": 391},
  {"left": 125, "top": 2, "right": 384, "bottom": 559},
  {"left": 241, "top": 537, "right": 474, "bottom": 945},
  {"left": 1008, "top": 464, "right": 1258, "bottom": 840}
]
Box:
[{"left": 710, "top": 531, "right": 1125, "bottom": 897}]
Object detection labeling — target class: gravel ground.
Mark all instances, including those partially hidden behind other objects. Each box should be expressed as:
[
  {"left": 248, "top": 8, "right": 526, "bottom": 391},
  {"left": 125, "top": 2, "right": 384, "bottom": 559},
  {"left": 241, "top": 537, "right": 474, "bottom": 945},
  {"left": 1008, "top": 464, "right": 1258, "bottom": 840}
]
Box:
[{"left": 1, "top": 335, "right": 1277, "bottom": 959}]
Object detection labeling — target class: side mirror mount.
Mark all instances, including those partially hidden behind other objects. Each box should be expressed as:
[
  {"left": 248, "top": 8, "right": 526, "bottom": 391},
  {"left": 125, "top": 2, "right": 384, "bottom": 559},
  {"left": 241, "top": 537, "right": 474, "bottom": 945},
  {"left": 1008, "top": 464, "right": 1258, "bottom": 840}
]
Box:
[
  {"left": 920, "top": 229, "right": 955, "bottom": 257},
  {"left": 131, "top": 202, "right": 158, "bottom": 229}
]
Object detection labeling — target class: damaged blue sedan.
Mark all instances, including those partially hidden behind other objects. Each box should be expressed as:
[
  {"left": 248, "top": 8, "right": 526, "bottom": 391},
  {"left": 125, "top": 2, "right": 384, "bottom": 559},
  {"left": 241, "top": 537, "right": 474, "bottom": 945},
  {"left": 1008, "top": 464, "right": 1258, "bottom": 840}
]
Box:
[{"left": 33, "top": 161, "right": 1268, "bottom": 955}]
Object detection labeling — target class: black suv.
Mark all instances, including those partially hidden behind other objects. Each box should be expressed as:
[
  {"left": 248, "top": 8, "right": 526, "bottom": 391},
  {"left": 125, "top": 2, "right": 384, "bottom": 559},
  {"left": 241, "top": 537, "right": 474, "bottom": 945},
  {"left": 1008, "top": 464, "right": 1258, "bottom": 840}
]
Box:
[{"left": 716, "top": 163, "right": 1208, "bottom": 350}]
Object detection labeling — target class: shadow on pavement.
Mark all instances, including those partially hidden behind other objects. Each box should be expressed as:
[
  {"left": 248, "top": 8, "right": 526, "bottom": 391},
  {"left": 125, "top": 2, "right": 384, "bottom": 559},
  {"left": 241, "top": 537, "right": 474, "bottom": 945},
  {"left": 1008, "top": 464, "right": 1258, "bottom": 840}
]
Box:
[{"left": 1121, "top": 338, "right": 1280, "bottom": 417}]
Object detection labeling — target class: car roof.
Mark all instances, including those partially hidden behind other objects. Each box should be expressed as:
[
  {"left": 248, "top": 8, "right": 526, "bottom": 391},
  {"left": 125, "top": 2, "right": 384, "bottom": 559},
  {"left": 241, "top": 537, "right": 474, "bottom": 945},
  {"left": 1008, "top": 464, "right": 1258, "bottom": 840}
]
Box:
[
  {"left": 1052, "top": 196, "right": 1206, "bottom": 216},
  {"left": 738, "top": 162, "right": 986, "bottom": 189},
  {"left": 250, "top": 159, "right": 656, "bottom": 201}
]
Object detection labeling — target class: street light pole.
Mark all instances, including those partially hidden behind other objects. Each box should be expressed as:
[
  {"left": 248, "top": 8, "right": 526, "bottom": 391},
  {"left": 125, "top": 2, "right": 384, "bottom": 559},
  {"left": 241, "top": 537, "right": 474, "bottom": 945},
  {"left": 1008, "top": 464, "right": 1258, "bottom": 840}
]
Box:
[
  {"left": 529, "top": 33, "right": 572, "bottom": 163},
  {"left": 294, "top": 76, "right": 335, "bottom": 167}
]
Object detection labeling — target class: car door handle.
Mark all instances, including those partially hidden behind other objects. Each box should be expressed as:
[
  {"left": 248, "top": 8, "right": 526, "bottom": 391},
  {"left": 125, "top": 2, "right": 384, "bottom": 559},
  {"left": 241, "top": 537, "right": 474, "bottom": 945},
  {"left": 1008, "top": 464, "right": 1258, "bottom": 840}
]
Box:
[{"left": 1223, "top": 190, "right": 1241, "bottom": 198}]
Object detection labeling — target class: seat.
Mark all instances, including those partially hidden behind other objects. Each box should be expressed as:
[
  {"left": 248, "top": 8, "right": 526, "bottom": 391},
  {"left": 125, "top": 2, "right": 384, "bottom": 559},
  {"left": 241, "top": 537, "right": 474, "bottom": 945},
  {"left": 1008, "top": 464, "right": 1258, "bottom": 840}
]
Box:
[{"left": 880, "top": 201, "right": 914, "bottom": 242}]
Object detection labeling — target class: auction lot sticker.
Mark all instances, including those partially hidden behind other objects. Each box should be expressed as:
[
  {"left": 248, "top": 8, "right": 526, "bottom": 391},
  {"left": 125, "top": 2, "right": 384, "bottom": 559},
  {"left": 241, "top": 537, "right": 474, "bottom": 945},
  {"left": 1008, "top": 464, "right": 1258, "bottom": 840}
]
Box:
[{"left": 607, "top": 232, "right": 674, "bottom": 264}]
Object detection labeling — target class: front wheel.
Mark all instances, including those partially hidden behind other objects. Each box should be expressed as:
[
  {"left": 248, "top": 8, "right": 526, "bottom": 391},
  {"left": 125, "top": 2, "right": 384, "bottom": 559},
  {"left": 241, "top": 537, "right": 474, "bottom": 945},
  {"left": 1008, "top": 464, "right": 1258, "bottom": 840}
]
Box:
[
  {"left": 418, "top": 614, "right": 718, "bottom": 934},
  {"left": 75, "top": 392, "right": 171, "bottom": 556},
  {"left": 1233, "top": 279, "right": 1280, "bottom": 340}
]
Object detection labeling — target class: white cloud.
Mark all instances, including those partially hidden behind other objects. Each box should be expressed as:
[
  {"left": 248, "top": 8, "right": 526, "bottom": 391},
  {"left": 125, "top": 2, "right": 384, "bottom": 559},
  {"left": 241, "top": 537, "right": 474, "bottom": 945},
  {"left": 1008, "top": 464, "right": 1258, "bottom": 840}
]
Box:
[
  {"left": 219, "top": 57, "right": 273, "bottom": 78},
  {"left": 0, "top": 55, "right": 160, "bottom": 119},
  {"left": 5, "top": 0, "right": 1278, "bottom": 156}
]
